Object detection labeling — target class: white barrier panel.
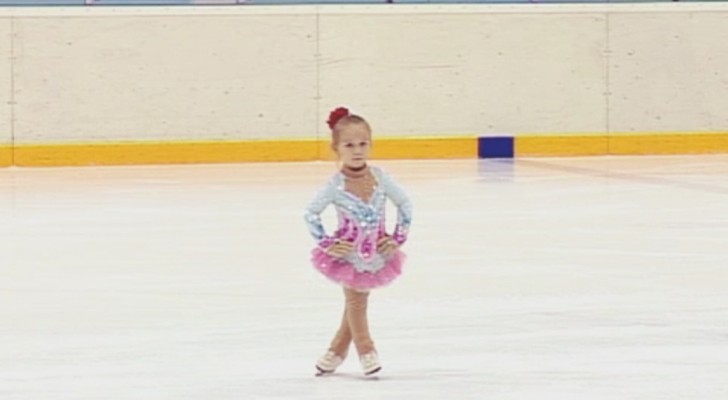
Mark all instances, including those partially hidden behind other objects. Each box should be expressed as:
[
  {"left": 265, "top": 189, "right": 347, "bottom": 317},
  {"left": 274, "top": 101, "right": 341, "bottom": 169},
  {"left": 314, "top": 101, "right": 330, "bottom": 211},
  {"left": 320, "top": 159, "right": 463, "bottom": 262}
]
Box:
[
  {"left": 609, "top": 12, "right": 728, "bottom": 133},
  {"left": 319, "top": 12, "right": 607, "bottom": 136},
  {"left": 12, "top": 10, "right": 318, "bottom": 144},
  {"left": 1, "top": 4, "right": 727, "bottom": 149}
]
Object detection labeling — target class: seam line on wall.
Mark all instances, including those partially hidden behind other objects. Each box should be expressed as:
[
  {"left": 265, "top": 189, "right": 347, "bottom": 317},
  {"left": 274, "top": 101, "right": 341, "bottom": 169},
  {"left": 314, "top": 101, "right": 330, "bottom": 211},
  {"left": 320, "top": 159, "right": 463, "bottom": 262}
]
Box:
[
  {"left": 605, "top": 11, "right": 611, "bottom": 155},
  {"left": 315, "top": 7, "right": 321, "bottom": 160},
  {"left": 9, "top": 16, "right": 15, "bottom": 165}
]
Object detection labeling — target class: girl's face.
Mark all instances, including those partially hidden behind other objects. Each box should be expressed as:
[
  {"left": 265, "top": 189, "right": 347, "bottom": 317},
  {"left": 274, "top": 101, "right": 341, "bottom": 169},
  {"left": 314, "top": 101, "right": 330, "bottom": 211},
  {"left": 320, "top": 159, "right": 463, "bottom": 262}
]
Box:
[{"left": 334, "top": 122, "right": 372, "bottom": 169}]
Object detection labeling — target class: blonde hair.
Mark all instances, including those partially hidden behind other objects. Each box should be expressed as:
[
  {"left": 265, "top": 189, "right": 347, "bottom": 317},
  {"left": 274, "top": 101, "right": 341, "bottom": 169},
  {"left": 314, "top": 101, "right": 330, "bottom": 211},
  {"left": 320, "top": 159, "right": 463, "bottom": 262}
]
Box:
[{"left": 331, "top": 115, "right": 371, "bottom": 146}]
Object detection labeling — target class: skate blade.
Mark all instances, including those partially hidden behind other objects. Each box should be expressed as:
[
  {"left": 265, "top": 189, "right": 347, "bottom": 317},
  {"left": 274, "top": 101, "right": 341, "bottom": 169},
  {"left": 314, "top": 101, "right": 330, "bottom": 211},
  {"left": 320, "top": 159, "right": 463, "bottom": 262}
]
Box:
[{"left": 315, "top": 366, "right": 335, "bottom": 377}]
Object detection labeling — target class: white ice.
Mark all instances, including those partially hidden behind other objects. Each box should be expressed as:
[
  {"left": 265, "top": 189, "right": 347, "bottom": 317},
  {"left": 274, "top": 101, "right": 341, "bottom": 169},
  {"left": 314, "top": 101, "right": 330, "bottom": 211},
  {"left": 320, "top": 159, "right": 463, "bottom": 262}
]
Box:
[{"left": 1, "top": 156, "right": 727, "bottom": 400}]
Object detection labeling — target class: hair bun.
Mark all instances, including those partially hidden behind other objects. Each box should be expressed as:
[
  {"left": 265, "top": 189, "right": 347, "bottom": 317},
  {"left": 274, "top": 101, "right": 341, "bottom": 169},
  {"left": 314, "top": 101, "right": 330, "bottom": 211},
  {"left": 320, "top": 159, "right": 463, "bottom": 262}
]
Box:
[{"left": 327, "top": 107, "right": 350, "bottom": 130}]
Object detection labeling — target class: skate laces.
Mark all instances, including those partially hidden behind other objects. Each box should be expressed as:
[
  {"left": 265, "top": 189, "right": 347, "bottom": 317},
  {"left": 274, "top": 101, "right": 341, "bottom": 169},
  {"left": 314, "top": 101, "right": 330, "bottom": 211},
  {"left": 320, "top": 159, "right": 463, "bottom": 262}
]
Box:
[{"left": 360, "top": 351, "right": 379, "bottom": 365}]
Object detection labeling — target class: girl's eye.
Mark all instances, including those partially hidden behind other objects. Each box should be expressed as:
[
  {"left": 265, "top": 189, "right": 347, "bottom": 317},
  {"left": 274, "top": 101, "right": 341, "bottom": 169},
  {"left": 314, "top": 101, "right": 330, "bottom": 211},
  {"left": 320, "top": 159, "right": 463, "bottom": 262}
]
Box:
[
  {"left": 345, "top": 143, "right": 354, "bottom": 148},
  {"left": 360, "top": 142, "right": 369, "bottom": 147}
]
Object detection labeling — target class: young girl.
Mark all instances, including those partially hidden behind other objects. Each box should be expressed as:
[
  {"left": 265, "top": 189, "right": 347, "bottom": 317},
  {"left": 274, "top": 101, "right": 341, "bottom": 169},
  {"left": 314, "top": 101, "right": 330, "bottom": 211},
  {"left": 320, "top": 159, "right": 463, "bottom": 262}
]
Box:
[{"left": 304, "top": 107, "right": 413, "bottom": 376}]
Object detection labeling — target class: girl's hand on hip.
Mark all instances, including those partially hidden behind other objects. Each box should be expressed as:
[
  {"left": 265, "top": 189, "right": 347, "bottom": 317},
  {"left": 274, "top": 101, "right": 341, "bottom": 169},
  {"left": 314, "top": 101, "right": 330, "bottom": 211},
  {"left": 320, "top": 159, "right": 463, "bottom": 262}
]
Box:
[
  {"left": 326, "top": 240, "right": 354, "bottom": 258},
  {"left": 377, "top": 236, "right": 399, "bottom": 257}
]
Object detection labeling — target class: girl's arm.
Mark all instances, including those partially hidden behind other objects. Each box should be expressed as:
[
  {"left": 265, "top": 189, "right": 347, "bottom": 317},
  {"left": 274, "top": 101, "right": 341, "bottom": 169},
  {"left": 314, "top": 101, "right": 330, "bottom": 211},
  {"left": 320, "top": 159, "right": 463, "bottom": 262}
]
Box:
[
  {"left": 304, "top": 179, "right": 337, "bottom": 248},
  {"left": 379, "top": 169, "right": 412, "bottom": 245}
]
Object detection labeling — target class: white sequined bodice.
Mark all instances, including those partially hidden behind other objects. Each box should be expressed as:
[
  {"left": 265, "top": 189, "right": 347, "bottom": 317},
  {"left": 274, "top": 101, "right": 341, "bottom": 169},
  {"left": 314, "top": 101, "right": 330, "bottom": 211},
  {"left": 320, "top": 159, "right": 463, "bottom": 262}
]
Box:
[{"left": 304, "top": 166, "right": 412, "bottom": 273}]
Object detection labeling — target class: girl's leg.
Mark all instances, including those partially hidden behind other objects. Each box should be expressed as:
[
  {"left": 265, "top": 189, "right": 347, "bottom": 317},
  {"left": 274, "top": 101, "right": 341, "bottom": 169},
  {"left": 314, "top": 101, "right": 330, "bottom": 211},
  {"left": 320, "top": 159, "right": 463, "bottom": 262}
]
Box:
[
  {"left": 343, "top": 287, "right": 375, "bottom": 355},
  {"left": 328, "top": 306, "right": 352, "bottom": 357},
  {"left": 316, "top": 303, "right": 351, "bottom": 374}
]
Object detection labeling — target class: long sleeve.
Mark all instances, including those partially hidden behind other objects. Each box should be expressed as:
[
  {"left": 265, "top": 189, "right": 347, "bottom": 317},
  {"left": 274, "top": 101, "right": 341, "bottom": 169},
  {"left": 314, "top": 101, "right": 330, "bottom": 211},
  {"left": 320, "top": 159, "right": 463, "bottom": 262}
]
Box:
[
  {"left": 378, "top": 169, "right": 413, "bottom": 245},
  {"left": 304, "top": 179, "right": 337, "bottom": 248}
]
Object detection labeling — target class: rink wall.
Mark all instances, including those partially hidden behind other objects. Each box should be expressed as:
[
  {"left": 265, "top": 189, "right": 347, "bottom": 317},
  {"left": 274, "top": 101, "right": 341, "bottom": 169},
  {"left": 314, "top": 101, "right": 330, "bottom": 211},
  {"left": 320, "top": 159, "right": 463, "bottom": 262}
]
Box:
[
  {"left": 0, "top": 4, "right": 727, "bottom": 166},
  {"left": 0, "top": 17, "right": 10, "bottom": 167}
]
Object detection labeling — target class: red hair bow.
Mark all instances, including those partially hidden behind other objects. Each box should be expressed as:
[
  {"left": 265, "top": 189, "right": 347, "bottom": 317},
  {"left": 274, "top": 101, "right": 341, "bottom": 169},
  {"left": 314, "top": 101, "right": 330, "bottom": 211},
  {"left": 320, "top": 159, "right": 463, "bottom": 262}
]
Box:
[{"left": 327, "top": 107, "right": 350, "bottom": 130}]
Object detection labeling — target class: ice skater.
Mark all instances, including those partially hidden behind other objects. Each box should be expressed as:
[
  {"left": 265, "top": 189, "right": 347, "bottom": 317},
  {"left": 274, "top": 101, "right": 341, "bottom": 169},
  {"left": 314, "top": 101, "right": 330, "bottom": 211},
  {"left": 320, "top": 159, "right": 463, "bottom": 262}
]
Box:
[{"left": 304, "top": 106, "right": 413, "bottom": 376}]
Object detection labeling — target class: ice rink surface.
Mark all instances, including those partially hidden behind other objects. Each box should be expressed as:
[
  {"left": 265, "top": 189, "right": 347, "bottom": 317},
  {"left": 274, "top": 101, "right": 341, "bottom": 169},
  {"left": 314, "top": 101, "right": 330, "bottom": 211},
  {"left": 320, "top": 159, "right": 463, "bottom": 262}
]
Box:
[{"left": 1, "top": 156, "right": 727, "bottom": 399}]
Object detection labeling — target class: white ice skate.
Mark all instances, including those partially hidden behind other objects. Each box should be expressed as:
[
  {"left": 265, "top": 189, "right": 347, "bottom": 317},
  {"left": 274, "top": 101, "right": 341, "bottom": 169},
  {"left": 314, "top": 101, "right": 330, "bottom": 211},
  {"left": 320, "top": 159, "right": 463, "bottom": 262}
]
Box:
[
  {"left": 359, "top": 351, "right": 381, "bottom": 375},
  {"left": 315, "top": 351, "right": 345, "bottom": 375}
]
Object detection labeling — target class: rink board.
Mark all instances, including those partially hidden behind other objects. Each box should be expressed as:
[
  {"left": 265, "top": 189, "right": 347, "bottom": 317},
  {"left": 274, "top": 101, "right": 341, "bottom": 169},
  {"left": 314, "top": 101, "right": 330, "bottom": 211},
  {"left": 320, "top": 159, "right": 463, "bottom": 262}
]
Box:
[{"left": 5, "top": 132, "right": 728, "bottom": 166}]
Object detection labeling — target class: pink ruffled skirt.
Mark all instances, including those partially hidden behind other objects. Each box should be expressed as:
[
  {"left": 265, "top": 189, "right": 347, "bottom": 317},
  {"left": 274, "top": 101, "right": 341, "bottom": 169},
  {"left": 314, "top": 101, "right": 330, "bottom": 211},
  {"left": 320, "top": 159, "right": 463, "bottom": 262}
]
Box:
[{"left": 311, "top": 249, "right": 406, "bottom": 291}]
